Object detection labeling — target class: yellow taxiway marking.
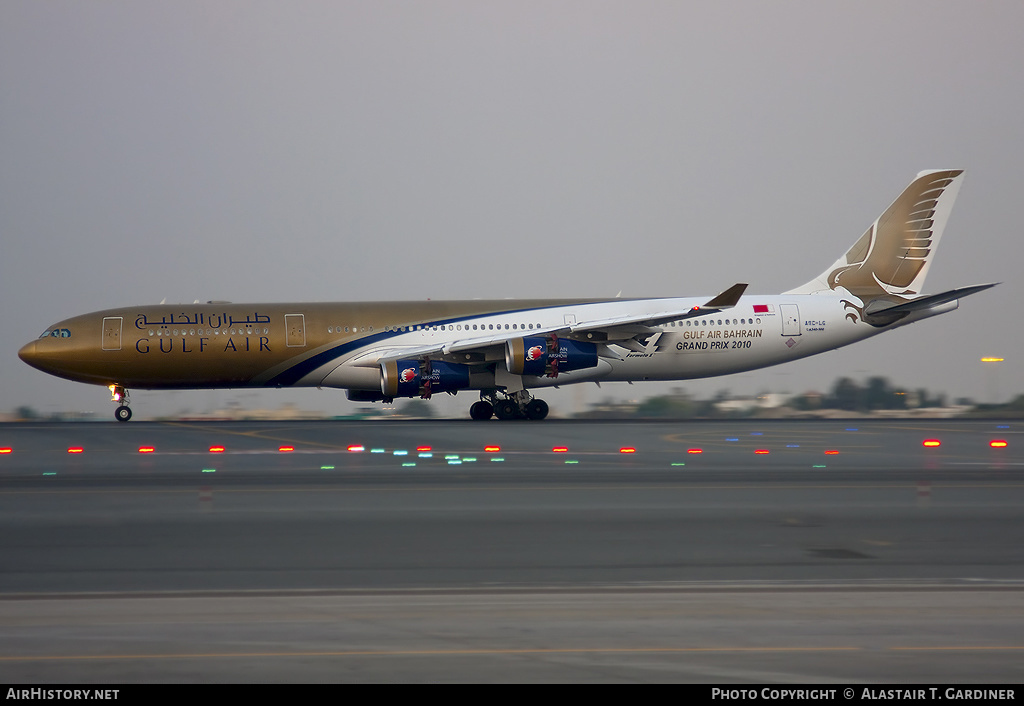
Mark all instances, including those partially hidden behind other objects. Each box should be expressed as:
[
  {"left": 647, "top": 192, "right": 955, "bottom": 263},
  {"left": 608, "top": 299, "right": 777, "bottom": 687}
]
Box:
[{"left": 160, "top": 421, "right": 346, "bottom": 451}]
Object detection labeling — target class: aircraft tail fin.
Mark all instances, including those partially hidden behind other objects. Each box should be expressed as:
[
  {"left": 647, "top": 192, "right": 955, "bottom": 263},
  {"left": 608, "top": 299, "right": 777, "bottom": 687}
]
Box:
[{"left": 784, "top": 170, "right": 965, "bottom": 299}]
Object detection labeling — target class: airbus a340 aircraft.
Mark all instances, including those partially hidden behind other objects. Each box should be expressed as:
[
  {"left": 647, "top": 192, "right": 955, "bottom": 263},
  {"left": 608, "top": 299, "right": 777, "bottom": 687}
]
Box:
[{"left": 20, "top": 170, "right": 994, "bottom": 422}]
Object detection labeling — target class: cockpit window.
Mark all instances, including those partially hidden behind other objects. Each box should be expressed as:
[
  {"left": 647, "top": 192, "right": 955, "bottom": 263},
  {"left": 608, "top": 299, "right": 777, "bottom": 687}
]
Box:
[{"left": 39, "top": 328, "right": 71, "bottom": 338}]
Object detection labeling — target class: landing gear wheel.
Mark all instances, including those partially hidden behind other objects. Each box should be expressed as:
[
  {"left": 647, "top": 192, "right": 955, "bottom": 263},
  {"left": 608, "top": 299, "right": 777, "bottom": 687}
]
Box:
[
  {"left": 470, "top": 401, "right": 494, "bottom": 420},
  {"left": 115, "top": 405, "right": 132, "bottom": 422},
  {"left": 525, "top": 399, "right": 549, "bottom": 420},
  {"left": 494, "top": 399, "right": 519, "bottom": 420}
]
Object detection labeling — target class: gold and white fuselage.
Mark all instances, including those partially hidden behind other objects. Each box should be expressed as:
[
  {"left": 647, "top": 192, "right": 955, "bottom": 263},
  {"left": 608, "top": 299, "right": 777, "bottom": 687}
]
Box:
[{"left": 18, "top": 170, "right": 994, "bottom": 420}]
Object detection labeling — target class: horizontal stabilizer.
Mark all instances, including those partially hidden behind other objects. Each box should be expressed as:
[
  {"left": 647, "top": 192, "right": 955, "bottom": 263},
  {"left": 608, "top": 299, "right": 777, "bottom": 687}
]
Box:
[{"left": 863, "top": 283, "right": 998, "bottom": 318}]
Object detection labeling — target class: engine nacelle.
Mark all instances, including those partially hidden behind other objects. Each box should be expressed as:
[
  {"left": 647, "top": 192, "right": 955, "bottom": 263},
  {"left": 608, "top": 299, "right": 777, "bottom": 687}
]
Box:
[
  {"left": 505, "top": 335, "right": 598, "bottom": 377},
  {"left": 381, "top": 359, "right": 470, "bottom": 398}
]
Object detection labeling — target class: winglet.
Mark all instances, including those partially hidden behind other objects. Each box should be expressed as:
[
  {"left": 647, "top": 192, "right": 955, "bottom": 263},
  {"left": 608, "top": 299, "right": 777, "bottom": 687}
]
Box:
[{"left": 703, "top": 283, "right": 748, "bottom": 309}]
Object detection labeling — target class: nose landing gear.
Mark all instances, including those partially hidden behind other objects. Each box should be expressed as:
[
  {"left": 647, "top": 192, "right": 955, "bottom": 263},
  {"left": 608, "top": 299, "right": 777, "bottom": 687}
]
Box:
[{"left": 110, "top": 385, "right": 132, "bottom": 422}]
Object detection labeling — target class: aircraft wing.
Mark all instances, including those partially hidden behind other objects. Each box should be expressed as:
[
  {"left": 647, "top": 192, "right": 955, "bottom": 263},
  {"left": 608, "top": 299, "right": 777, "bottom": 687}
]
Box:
[{"left": 361, "top": 283, "right": 748, "bottom": 366}]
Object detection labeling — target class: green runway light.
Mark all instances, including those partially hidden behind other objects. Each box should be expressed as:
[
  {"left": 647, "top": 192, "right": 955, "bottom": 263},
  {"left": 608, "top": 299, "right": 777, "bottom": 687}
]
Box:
[
  {"left": 463, "top": 457, "right": 477, "bottom": 462},
  {"left": 201, "top": 469, "right": 217, "bottom": 473},
  {"left": 42, "top": 472, "right": 56, "bottom": 476},
  {"left": 491, "top": 458, "right": 504, "bottom": 462},
  {"left": 320, "top": 465, "right": 335, "bottom": 470},
  {"left": 671, "top": 463, "right": 686, "bottom": 466},
  {"left": 393, "top": 450, "right": 408, "bottom": 456},
  {"left": 564, "top": 460, "right": 579, "bottom": 464},
  {"left": 813, "top": 465, "right": 826, "bottom": 468},
  {"left": 371, "top": 448, "right": 386, "bottom": 454},
  {"left": 418, "top": 452, "right": 433, "bottom": 458},
  {"left": 447, "top": 459, "right": 462, "bottom": 465},
  {"left": 402, "top": 462, "right": 416, "bottom": 467},
  {"left": 444, "top": 454, "right": 459, "bottom": 460}
]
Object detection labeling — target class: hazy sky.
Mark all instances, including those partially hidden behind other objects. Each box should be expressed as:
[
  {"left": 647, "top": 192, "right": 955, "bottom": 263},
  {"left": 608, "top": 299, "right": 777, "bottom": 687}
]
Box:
[{"left": 2, "top": 2, "right": 1021, "bottom": 419}]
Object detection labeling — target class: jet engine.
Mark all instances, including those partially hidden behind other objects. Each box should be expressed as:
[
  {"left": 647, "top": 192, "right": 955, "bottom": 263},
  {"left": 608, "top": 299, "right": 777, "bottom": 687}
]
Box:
[
  {"left": 505, "top": 335, "right": 598, "bottom": 378},
  {"left": 381, "top": 359, "right": 470, "bottom": 398}
]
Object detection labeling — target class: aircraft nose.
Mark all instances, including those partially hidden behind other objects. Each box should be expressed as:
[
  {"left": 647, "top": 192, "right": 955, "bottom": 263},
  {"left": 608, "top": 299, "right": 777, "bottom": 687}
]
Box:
[{"left": 18, "top": 340, "right": 40, "bottom": 366}]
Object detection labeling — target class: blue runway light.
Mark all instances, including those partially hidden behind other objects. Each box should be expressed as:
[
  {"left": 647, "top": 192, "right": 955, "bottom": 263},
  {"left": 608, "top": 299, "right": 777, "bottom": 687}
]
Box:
[
  {"left": 845, "top": 428, "right": 858, "bottom": 432},
  {"left": 726, "top": 438, "right": 738, "bottom": 442},
  {"left": 786, "top": 444, "right": 800, "bottom": 448},
  {"left": 750, "top": 432, "right": 763, "bottom": 436}
]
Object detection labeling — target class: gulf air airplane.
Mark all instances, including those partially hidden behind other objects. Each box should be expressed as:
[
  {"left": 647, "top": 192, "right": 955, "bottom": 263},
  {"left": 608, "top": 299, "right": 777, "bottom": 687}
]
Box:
[{"left": 19, "top": 170, "right": 994, "bottom": 422}]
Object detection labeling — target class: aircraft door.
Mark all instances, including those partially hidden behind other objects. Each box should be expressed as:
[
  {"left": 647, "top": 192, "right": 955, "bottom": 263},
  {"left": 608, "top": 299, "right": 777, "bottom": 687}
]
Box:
[
  {"left": 285, "top": 314, "right": 306, "bottom": 347},
  {"left": 102, "top": 317, "right": 122, "bottom": 351},
  {"left": 781, "top": 304, "right": 801, "bottom": 336}
]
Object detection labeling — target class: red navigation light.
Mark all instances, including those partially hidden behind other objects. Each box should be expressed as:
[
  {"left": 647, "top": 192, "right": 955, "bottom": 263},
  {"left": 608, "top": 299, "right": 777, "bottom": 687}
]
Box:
[
  {"left": 922, "top": 439, "right": 941, "bottom": 448},
  {"left": 416, "top": 446, "right": 432, "bottom": 452},
  {"left": 484, "top": 445, "right": 501, "bottom": 453},
  {"left": 552, "top": 446, "right": 569, "bottom": 453},
  {"left": 138, "top": 446, "right": 155, "bottom": 454},
  {"left": 347, "top": 445, "right": 364, "bottom": 452},
  {"left": 67, "top": 447, "right": 83, "bottom": 454},
  {"left": 278, "top": 446, "right": 294, "bottom": 453},
  {"left": 824, "top": 450, "right": 839, "bottom": 455},
  {"left": 754, "top": 449, "right": 770, "bottom": 455},
  {"left": 209, "top": 445, "right": 225, "bottom": 453},
  {"left": 990, "top": 440, "right": 1008, "bottom": 448},
  {"left": 687, "top": 448, "right": 703, "bottom": 454},
  {"left": 619, "top": 447, "right": 636, "bottom": 454},
  {"left": 0, "top": 448, "right": 11, "bottom": 454}
]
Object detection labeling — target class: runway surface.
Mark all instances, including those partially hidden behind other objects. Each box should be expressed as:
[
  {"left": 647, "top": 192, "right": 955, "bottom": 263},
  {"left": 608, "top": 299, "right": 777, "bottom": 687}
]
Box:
[{"left": 1, "top": 419, "right": 1021, "bottom": 682}]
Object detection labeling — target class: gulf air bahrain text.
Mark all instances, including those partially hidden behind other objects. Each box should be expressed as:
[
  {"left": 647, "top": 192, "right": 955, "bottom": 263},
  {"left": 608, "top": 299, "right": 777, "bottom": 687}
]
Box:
[{"left": 19, "top": 170, "right": 994, "bottom": 421}]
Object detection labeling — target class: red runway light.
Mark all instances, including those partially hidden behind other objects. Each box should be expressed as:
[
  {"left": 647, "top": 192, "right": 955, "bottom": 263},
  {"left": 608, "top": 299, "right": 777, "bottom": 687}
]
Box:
[
  {"left": 138, "top": 446, "right": 155, "bottom": 454},
  {"left": 416, "top": 446, "right": 432, "bottom": 452},
  {"left": 347, "top": 445, "right": 364, "bottom": 452},
  {"left": 209, "top": 445, "right": 225, "bottom": 453},
  {"left": 0, "top": 448, "right": 11, "bottom": 454},
  {"left": 687, "top": 448, "right": 703, "bottom": 454},
  {"left": 990, "top": 440, "right": 1008, "bottom": 448},
  {"left": 754, "top": 449, "right": 770, "bottom": 455},
  {"left": 484, "top": 445, "right": 501, "bottom": 453},
  {"left": 552, "top": 446, "right": 568, "bottom": 453},
  {"left": 824, "top": 450, "right": 839, "bottom": 455},
  {"left": 67, "top": 447, "right": 83, "bottom": 454},
  {"left": 923, "top": 439, "right": 941, "bottom": 448},
  {"left": 619, "top": 447, "right": 636, "bottom": 454},
  {"left": 278, "top": 446, "right": 294, "bottom": 453}
]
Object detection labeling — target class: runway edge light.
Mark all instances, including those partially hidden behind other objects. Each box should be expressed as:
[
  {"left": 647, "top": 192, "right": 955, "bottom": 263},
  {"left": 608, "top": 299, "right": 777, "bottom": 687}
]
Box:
[{"left": 923, "top": 439, "right": 942, "bottom": 448}]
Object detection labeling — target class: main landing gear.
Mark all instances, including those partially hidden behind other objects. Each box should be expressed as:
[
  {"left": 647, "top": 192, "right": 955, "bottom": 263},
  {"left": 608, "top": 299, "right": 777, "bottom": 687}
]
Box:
[
  {"left": 110, "top": 385, "right": 132, "bottom": 422},
  {"left": 470, "top": 390, "right": 549, "bottom": 421}
]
